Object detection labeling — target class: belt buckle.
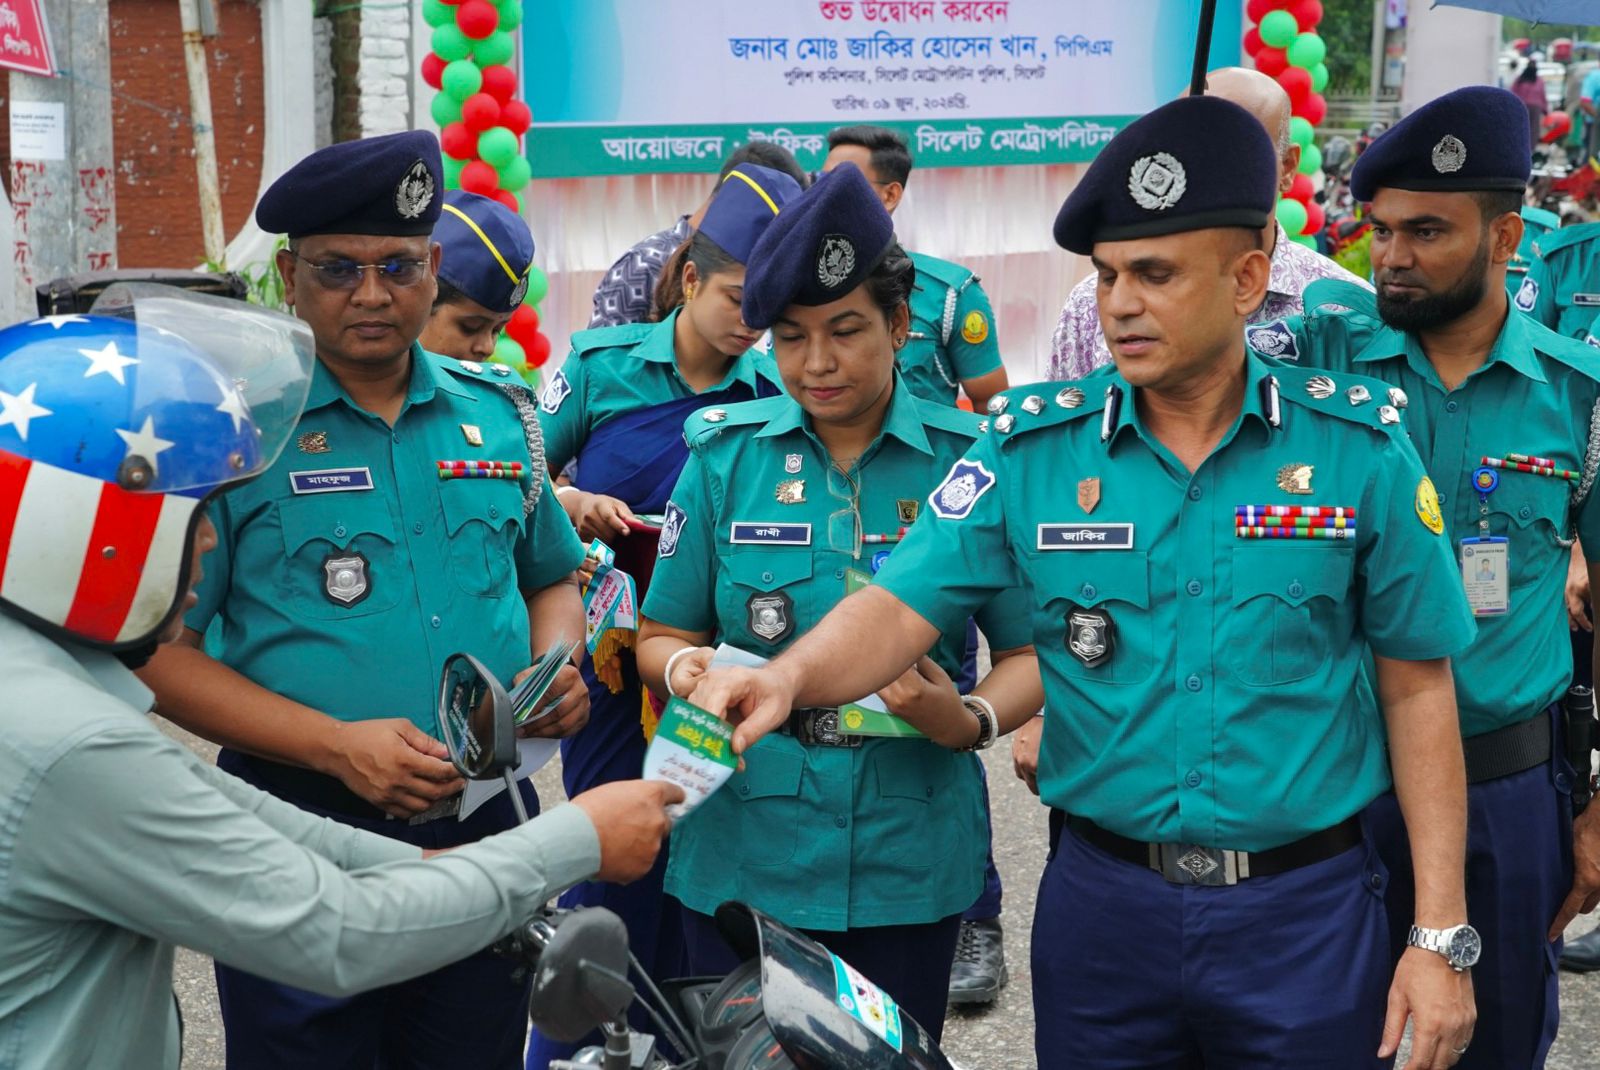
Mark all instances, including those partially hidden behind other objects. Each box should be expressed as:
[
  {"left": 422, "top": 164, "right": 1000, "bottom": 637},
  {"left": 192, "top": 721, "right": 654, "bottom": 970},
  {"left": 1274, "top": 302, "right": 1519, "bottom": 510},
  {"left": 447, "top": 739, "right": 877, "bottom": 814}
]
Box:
[
  {"left": 1152, "top": 843, "right": 1245, "bottom": 886},
  {"left": 798, "top": 708, "right": 860, "bottom": 748}
]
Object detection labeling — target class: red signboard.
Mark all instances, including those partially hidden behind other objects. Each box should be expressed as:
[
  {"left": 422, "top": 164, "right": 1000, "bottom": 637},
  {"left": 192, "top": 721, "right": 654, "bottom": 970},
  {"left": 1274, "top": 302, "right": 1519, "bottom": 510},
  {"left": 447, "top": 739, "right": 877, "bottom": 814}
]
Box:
[{"left": 0, "top": 0, "right": 58, "bottom": 78}]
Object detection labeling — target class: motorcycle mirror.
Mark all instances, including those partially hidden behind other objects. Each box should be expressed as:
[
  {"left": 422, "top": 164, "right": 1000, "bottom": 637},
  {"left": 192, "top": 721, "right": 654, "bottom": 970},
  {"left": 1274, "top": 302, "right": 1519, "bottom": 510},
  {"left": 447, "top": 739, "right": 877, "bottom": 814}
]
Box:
[
  {"left": 436, "top": 653, "right": 518, "bottom": 780},
  {"left": 526, "top": 908, "right": 635, "bottom": 1043}
]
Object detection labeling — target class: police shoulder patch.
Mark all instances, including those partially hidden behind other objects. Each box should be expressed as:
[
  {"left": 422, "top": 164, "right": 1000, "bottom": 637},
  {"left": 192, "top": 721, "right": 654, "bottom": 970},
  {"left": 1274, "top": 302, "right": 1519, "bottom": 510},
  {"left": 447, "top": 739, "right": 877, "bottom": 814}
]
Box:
[
  {"left": 1246, "top": 320, "right": 1299, "bottom": 360},
  {"left": 928, "top": 458, "right": 997, "bottom": 520},
  {"left": 658, "top": 500, "right": 687, "bottom": 558},
  {"left": 1514, "top": 276, "right": 1539, "bottom": 313},
  {"left": 1415, "top": 476, "right": 1445, "bottom": 535},
  {"left": 540, "top": 369, "right": 572, "bottom": 415}
]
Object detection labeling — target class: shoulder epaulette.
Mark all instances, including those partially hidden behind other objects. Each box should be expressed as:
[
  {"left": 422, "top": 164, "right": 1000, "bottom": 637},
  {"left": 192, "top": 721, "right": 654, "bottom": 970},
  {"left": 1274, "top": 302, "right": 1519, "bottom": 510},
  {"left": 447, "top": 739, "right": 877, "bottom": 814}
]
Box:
[
  {"left": 903, "top": 392, "right": 985, "bottom": 440},
  {"left": 980, "top": 378, "right": 1106, "bottom": 442},
  {"left": 569, "top": 321, "right": 657, "bottom": 357},
  {"left": 1271, "top": 360, "right": 1407, "bottom": 435},
  {"left": 682, "top": 395, "right": 788, "bottom": 452},
  {"left": 1527, "top": 317, "right": 1600, "bottom": 377},
  {"left": 910, "top": 251, "right": 977, "bottom": 293},
  {"left": 433, "top": 352, "right": 529, "bottom": 390},
  {"left": 1534, "top": 220, "right": 1600, "bottom": 259}
]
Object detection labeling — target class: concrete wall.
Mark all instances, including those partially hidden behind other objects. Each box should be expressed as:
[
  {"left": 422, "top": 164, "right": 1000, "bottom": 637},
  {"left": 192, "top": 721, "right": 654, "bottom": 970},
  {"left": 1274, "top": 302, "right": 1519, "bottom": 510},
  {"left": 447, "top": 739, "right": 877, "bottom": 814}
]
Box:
[
  {"left": 358, "top": 1, "right": 413, "bottom": 136},
  {"left": 1400, "top": 3, "right": 1502, "bottom": 114}
]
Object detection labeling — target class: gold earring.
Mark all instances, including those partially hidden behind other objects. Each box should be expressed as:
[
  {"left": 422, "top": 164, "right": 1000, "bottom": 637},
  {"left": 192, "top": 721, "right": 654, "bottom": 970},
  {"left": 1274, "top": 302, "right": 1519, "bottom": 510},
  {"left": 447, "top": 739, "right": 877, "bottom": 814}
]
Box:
[{"left": 685, "top": 285, "right": 696, "bottom": 303}]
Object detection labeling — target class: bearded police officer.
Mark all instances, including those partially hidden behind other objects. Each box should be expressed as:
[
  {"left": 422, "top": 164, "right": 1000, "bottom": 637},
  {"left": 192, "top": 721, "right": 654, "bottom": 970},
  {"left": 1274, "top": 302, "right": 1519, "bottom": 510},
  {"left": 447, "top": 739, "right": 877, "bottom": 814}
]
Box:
[
  {"left": 1259, "top": 85, "right": 1600, "bottom": 1069},
  {"left": 687, "top": 95, "right": 1479, "bottom": 1069},
  {"left": 136, "top": 131, "right": 599, "bottom": 1069}
]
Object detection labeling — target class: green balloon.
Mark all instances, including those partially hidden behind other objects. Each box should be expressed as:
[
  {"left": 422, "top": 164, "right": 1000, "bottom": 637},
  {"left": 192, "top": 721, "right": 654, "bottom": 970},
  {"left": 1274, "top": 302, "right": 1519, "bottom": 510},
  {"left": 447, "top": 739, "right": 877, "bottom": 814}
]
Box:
[
  {"left": 1289, "top": 116, "right": 1315, "bottom": 149},
  {"left": 432, "top": 23, "right": 472, "bottom": 62},
  {"left": 493, "top": 334, "right": 526, "bottom": 368},
  {"left": 478, "top": 126, "right": 519, "bottom": 168},
  {"left": 495, "top": 0, "right": 523, "bottom": 32},
  {"left": 498, "top": 155, "right": 532, "bottom": 191},
  {"left": 442, "top": 156, "right": 466, "bottom": 189},
  {"left": 1311, "top": 62, "right": 1329, "bottom": 94},
  {"left": 1298, "top": 143, "right": 1323, "bottom": 176},
  {"left": 431, "top": 92, "right": 463, "bottom": 128},
  {"left": 1276, "top": 197, "right": 1309, "bottom": 237},
  {"left": 441, "top": 59, "right": 483, "bottom": 101},
  {"left": 525, "top": 265, "right": 549, "bottom": 306},
  {"left": 1287, "top": 32, "right": 1326, "bottom": 70},
  {"left": 1258, "top": 9, "right": 1298, "bottom": 49},
  {"left": 422, "top": 0, "right": 453, "bottom": 28},
  {"left": 473, "top": 30, "right": 515, "bottom": 67}
]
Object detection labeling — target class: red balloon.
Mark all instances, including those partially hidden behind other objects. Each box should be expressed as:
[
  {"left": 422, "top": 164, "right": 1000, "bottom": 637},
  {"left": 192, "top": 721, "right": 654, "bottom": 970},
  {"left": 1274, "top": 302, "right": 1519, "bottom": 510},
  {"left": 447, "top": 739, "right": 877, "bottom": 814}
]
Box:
[
  {"left": 506, "top": 303, "right": 541, "bottom": 342},
  {"left": 1243, "top": 27, "right": 1263, "bottom": 56},
  {"left": 491, "top": 190, "right": 519, "bottom": 213},
  {"left": 1293, "top": 92, "right": 1327, "bottom": 126},
  {"left": 1278, "top": 66, "right": 1313, "bottom": 106},
  {"left": 455, "top": 0, "right": 499, "bottom": 38},
  {"left": 527, "top": 332, "right": 553, "bottom": 369},
  {"left": 1289, "top": 173, "right": 1314, "bottom": 203},
  {"left": 1303, "top": 201, "right": 1326, "bottom": 236},
  {"left": 1246, "top": 0, "right": 1275, "bottom": 22},
  {"left": 1255, "top": 46, "right": 1288, "bottom": 77},
  {"left": 439, "top": 121, "right": 476, "bottom": 161},
  {"left": 461, "top": 92, "right": 502, "bottom": 132},
  {"left": 460, "top": 160, "right": 499, "bottom": 197},
  {"left": 421, "top": 52, "right": 446, "bottom": 90},
  {"left": 1288, "top": 0, "right": 1324, "bottom": 30},
  {"left": 481, "top": 64, "right": 518, "bottom": 103},
  {"left": 499, "top": 99, "right": 532, "bottom": 136}
]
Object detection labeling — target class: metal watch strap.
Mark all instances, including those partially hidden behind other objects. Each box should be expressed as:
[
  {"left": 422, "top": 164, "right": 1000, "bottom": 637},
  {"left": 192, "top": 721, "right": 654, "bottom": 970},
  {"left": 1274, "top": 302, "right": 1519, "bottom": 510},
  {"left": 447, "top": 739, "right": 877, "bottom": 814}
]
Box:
[
  {"left": 1407, "top": 924, "right": 1472, "bottom": 971},
  {"left": 959, "top": 695, "right": 996, "bottom": 751}
]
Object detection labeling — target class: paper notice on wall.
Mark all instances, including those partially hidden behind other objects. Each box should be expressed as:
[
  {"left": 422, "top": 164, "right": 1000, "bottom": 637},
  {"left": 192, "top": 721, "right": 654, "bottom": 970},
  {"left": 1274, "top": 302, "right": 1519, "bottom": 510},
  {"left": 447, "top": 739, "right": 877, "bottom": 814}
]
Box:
[{"left": 10, "top": 102, "right": 64, "bottom": 160}]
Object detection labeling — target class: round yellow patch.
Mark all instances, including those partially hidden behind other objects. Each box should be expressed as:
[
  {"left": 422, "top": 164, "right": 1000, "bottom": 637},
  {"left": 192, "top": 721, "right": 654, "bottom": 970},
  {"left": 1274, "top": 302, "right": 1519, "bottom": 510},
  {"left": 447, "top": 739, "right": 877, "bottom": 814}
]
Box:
[
  {"left": 843, "top": 708, "right": 865, "bottom": 731},
  {"left": 1415, "top": 476, "right": 1444, "bottom": 535},
  {"left": 961, "top": 310, "right": 989, "bottom": 345}
]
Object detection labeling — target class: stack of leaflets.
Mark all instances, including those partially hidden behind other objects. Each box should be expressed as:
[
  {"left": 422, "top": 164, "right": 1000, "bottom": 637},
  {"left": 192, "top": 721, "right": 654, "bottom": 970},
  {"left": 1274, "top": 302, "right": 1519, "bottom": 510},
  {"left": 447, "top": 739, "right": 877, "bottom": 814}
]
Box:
[{"left": 507, "top": 637, "right": 581, "bottom": 727}]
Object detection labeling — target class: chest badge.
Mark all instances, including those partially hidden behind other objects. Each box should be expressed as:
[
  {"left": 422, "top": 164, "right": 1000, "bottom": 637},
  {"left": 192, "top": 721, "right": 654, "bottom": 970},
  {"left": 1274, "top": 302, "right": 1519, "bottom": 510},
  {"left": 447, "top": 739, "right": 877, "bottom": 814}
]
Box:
[
  {"left": 298, "top": 431, "right": 331, "bottom": 454},
  {"left": 776, "top": 479, "right": 806, "bottom": 504},
  {"left": 1066, "top": 605, "right": 1114, "bottom": 668},
  {"left": 1276, "top": 463, "right": 1314, "bottom": 495},
  {"left": 786, "top": 453, "right": 803, "bottom": 474},
  {"left": 460, "top": 423, "right": 483, "bottom": 447},
  {"left": 748, "top": 591, "right": 796, "bottom": 644},
  {"left": 323, "top": 551, "right": 371, "bottom": 607},
  {"left": 896, "top": 498, "right": 920, "bottom": 525},
  {"left": 1077, "top": 477, "right": 1101, "bottom": 514}
]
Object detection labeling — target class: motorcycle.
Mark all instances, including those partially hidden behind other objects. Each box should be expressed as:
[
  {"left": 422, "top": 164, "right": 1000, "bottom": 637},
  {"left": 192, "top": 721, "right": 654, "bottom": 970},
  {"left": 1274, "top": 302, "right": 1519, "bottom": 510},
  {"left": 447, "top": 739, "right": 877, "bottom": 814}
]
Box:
[{"left": 436, "top": 652, "right": 959, "bottom": 1070}]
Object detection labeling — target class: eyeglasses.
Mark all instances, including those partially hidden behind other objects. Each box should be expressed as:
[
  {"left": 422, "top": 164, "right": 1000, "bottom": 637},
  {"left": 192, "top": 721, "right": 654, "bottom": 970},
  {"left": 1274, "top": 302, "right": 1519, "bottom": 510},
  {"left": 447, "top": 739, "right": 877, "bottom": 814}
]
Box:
[
  {"left": 826, "top": 462, "right": 862, "bottom": 559},
  {"left": 294, "top": 253, "right": 430, "bottom": 290}
]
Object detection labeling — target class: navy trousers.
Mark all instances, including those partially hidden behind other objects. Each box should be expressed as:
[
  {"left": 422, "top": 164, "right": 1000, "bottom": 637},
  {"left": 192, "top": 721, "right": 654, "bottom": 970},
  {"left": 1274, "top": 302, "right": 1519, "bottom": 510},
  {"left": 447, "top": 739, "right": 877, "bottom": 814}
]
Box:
[
  {"left": 213, "top": 749, "right": 538, "bottom": 1070},
  {"left": 525, "top": 658, "right": 687, "bottom": 1069},
  {"left": 1032, "top": 826, "right": 1393, "bottom": 1069},
  {"left": 681, "top": 907, "right": 963, "bottom": 1043},
  {"left": 955, "top": 618, "right": 1004, "bottom": 923},
  {"left": 1364, "top": 708, "right": 1574, "bottom": 1070}
]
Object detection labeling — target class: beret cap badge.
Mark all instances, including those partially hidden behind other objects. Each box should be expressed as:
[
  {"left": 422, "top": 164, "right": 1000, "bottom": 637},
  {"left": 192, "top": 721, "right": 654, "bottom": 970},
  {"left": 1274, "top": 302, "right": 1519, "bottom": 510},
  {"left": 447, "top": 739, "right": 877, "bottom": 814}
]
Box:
[
  {"left": 395, "top": 159, "right": 435, "bottom": 220},
  {"left": 1431, "top": 135, "right": 1467, "bottom": 175},
  {"left": 816, "top": 234, "right": 858, "bottom": 290},
  {"left": 1127, "top": 152, "right": 1187, "bottom": 212}
]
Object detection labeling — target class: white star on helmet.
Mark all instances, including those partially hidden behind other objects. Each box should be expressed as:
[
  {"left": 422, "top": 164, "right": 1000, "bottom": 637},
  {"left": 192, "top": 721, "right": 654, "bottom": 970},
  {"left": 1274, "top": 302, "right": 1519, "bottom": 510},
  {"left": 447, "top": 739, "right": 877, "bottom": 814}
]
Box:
[
  {"left": 79, "top": 341, "right": 140, "bottom": 385},
  {"left": 115, "top": 415, "right": 175, "bottom": 476},
  {"left": 0, "top": 383, "right": 52, "bottom": 442}
]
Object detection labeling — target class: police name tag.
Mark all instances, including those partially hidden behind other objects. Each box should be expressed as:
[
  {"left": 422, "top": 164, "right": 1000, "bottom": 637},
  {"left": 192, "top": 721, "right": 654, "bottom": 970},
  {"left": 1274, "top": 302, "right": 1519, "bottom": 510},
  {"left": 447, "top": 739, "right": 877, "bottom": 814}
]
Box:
[
  {"left": 729, "top": 522, "right": 812, "bottom": 545},
  {"left": 1037, "top": 523, "right": 1134, "bottom": 550},
  {"left": 1460, "top": 537, "right": 1509, "bottom": 616},
  {"left": 1574, "top": 293, "right": 1600, "bottom": 307},
  {"left": 290, "top": 467, "right": 374, "bottom": 494}
]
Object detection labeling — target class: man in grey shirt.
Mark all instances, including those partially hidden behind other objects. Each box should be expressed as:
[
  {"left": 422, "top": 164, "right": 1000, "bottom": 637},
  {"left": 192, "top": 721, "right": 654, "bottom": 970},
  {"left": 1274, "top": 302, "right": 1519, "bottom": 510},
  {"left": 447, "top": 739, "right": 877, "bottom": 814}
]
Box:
[{"left": 0, "top": 300, "right": 679, "bottom": 1070}]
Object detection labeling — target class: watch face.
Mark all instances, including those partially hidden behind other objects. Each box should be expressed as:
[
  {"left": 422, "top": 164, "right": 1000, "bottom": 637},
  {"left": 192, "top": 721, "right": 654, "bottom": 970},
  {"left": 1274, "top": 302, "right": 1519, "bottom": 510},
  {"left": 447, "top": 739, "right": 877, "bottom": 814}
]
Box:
[{"left": 1448, "top": 926, "right": 1483, "bottom": 968}]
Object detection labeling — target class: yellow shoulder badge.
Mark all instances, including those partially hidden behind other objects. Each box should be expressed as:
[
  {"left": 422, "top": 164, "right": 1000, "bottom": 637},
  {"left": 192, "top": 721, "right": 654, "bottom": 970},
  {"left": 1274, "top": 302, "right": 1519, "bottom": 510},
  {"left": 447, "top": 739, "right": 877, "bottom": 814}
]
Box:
[
  {"left": 1415, "top": 476, "right": 1444, "bottom": 535},
  {"left": 961, "top": 310, "right": 990, "bottom": 345}
]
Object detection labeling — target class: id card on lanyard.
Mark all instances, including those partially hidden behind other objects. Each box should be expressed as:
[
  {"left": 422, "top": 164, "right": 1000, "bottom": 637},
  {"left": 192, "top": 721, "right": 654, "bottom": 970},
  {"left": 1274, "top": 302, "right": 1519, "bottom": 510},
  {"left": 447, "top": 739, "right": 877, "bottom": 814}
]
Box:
[{"left": 1463, "top": 465, "right": 1509, "bottom": 616}]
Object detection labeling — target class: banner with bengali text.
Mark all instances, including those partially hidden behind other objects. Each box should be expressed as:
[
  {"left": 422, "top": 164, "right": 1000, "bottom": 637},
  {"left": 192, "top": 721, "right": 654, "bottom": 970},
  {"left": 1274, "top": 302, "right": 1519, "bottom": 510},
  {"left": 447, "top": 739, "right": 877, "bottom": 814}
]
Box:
[{"left": 525, "top": 0, "right": 1240, "bottom": 177}]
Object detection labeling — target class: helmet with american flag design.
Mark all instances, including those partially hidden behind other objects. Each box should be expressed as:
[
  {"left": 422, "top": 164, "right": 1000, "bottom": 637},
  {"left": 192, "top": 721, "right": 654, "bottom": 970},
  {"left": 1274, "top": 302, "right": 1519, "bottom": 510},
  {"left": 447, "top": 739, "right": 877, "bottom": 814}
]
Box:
[{"left": 0, "top": 286, "right": 314, "bottom": 651}]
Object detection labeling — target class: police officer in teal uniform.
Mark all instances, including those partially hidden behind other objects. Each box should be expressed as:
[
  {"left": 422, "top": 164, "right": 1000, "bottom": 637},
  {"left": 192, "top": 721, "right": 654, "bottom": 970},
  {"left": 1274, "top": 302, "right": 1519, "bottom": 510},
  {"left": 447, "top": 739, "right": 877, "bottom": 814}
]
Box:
[
  {"left": 1519, "top": 213, "right": 1600, "bottom": 343},
  {"left": 689, "top": 97, "right": 1480, "bottom": 1069},
  {"left": 138, "top": 131, "right": 593, "bottom": 1070},
  {"left": 823, "top": 126, "right": 1009, "bottom": 413},
  {"left": 1255, "top": 85, "right": 1600, "bottom": 1069},
  {"left": 421, "top": 189, "right": 535, "bottom": 361},
  {"left": 634, "top": 163, "right": 1040, "bottom": 1041},
  {"left": 1507, "top": 204, "right": 1559, "bottom": 301}
]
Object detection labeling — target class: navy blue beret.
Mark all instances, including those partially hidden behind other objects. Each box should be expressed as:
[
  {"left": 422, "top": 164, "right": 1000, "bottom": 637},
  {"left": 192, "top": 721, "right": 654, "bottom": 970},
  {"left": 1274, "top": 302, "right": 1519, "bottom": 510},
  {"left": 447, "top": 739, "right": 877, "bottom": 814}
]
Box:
[
  {"left": 435, "top": 191, "right": 535, "bottom": 314},
  {"left": 1350, "top": 86, "right": 1530, "bottom": 201},
  {"left": 741, "top": 163, "right": 895, "bottom": 331},
  {"left": 697, "top": 164, "right": 803, "bottom": 264},
  {"left": 1053, "top": 96, "right": 1277, "bottom": 255},
  {"left": 256, "top": 131, "right": 442, "bottom": 239}
]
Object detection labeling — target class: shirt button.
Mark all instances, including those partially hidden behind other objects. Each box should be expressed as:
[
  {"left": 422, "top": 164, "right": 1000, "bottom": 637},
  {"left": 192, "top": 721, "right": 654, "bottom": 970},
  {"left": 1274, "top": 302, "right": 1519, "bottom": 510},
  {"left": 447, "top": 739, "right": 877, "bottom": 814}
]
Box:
[
  {"left": 1081, "top": 583, "right": 1097, "bottom": 600},
  {"left": 413, "top": 521, "right": 424, "bottom": 534},
  {"left": 1188, "top": 485, "right": 1203, "bottom": 501},
  {"left": 489, "top": 506, "right": 499, "bottom": 519},
  {"left": 761, "top": 571, "right": 774, "bottom": 583},
  {"left": 1288, "top": 580, "right": 1304, "bottom": 599},
  {"left": 333, "top": 525, "right": 346, "bottom": 538},
  {"left": 1184, "top": 770, "right": 1202, "bottom": 788},
  {"left": 1185, "top": 674, "right": 1203, "bottom": 692},
  {"left": 1369, "top": 872, "right": 1384, "bottom": 890},
  {"left": 1186, "top": 579, "right": 1202, "bottom": 597},
  {"left": 834, "top": 815, "right": 848, "bottom": 828},
  {"left": 834, "top": 568, "right": 845, "bottom": 580},
  {"left": 1446, "top": 401, "right": 1459, "bottom": 413},
  {"left": 1556, "top": 772, "right": 1573, "bottom": 793},
  {"left": 925, "top": 786, "right": 935, "bottom": 798},
  {"left": 740, "top": 784, "right": 751, "bottom": 797},
  {"left": 430, "top": 615, "right": 442, "bottom": 629},
  {"left": 1519, "top": 505, "right": 1532, "bottom": 519}
]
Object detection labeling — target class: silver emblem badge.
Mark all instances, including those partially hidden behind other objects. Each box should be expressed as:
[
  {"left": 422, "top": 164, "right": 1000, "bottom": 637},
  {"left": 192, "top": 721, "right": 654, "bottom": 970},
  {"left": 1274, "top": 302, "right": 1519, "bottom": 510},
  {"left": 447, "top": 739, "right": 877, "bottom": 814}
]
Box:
[
  {"left": 785, "top": 453, "right": 803, "bottom": 474},
  {"left": 1066, "top": 605, "right": 1114, "bottom": 667},
  {"left": 987, "top": 394, "right": 1009, "bottom": 415},
  {"left": 490, "top": 364, "right": 512, "bottom": 377},
  {"left": 458, "top": 360, "right": 483, "bottom": 374},
  {"left": 977, "top": 419, "right": 990, "bottom": 432},
  {"left": 1387, "top": 387, "right": 1408, "bottom": 409},
  {"left": 1346, "top": 385, "right": 1371, "bottom": 406},
  {"left": 1175, "top": 848, "right": 1221, "bottom": 882},
  {"left": 702, "top": 408, "right": 728, "bottom": 423},
  {"left": 1378, "top": 405, "right": 1401, "bottom": 425},
  {"left": 1306, "top": 375, "right": 1336, "bottom": 400},
  {"left": 1431, "top": 135, "right": 1467, "bottom": 175},
  {"left": 1127, "top": 152, "right": 1187, "bottom": 211},
  {"left": 748, "top": 591, "right": 795, "bottom": 643},
  {"left": 658, "top": 501, "right": 686, "bottom": 558},
  {"left": 775, "top": 479, "right": 806, "bottom": 504},
  {"left": 509, "top": 274, "right": 530, "bottom": 307},
  {"left": 816, "top": 235, "right": 857, "bottom": 290},
  {"left": 395, "top": 159, "right": 435, "bottom": 220},
  {"left": 1021, "top": 395, "right": 1044, "bottom": 415},
  {"left": 995, "top": 414, "right": 1016, "bottom": 433},
  {"left": 1056, "top": 387, "right": 1085, "bottom": 409},
  {"left": 323, "top": 552, "right": 371, "bottom": 606}
]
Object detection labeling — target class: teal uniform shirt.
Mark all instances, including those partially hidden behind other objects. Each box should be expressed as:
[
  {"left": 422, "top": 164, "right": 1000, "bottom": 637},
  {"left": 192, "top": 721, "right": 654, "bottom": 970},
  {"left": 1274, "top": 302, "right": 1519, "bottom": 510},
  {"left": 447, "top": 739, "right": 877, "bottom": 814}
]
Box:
[
  {"left": 188, "top": 346, "right": 584, "bottom": 739},
  {"left": 538, "top": 308, "right": 780, "bottom": 471},
  {"left": 1520, "top": 220, "right": 1600, "bottom": 339},
  {"left": 641, "top": 379, "right": 1032, "bottom": 930},
  {"left": 1275, "top": 277, "right": 1600, "bottom": 739},
  {"left": 901, "top": 251, "right": 1003, "bottom": 407},
  {"left": 874, "top": 355, "right": 1475, "bottom": 852},
  {"left": 1507, "top": 205, "right": 1560, "bottom": 297}
]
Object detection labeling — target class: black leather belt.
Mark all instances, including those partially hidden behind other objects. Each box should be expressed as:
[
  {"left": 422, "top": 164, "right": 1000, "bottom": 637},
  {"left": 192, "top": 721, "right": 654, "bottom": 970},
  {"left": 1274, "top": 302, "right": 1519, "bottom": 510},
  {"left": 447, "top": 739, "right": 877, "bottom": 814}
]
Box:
[
  {"left": 782, "top": 707, "right": 862, "bottom": 748},
  {"left": 1463, "top": 710, "right": 1551, "bottom": 785},
  {"left": 1067, "top": 815, "right": 1363, "bottom": 887},
  {"left": 238, "top": 753, "right": 461, "bottom": 824}
]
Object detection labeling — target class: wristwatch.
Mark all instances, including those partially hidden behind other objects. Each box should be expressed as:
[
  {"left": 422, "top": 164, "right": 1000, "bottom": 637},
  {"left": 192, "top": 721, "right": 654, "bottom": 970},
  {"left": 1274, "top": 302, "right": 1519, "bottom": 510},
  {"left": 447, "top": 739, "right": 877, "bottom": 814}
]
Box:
[
  {"left": 1406, "top": 923, "right": 1482, "bottom": 972},
  {"left": 958, "top": 695, "right": 997, "bottom": 752}
]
